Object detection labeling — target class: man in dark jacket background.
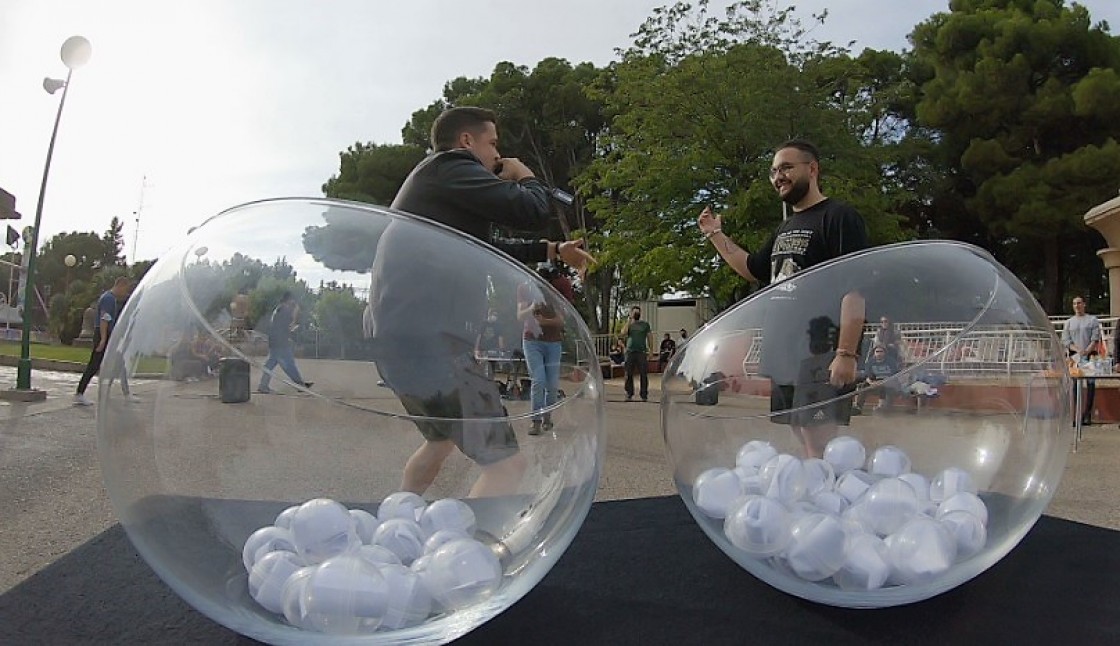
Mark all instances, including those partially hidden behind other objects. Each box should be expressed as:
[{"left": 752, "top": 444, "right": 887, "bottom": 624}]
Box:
[{"left": 371, "top": 106, "right": 592, "bottom": 498}]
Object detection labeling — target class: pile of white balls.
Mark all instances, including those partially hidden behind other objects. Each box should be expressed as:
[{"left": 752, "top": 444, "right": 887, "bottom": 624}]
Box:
[
  {"left": 692, "top": 436, "right": 989, "bottom": 590},
  {"left": 242, "top": 493, "right": 503, "bottom": 634}
]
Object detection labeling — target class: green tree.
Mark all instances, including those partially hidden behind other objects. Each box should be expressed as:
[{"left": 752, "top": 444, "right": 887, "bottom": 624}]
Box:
[
  {"left": 322, "top": 142, "right": 426, "bottom": 205},
  {"left": 312, "top": 286, "right": 366, "bottom": 359},
  {"left": 579, "top": 0, "right": 907, "bottom": 309},
  {"left": 909, "top": 0, "right": 1120, "bottom": 311}
]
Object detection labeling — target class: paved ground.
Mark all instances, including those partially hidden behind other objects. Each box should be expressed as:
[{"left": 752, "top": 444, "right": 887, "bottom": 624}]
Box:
[{"left": 0, "top": 363, "right": 1116, "bottom": 598}]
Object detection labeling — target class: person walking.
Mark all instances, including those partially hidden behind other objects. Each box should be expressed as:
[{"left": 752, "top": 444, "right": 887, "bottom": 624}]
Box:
[
  {"left": 74, "top": 276, "right": 138, "bottom": 406},
  {"left": 256, "top": 291, "right": 311, "bottom": 394}
]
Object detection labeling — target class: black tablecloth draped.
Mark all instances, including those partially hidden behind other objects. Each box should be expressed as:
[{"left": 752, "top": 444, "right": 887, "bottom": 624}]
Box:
[{"left": 2, "top": 495, "right": 1116, "bottom": 644}]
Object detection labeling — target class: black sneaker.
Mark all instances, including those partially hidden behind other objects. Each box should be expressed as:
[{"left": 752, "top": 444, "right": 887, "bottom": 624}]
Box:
[
  {"left": 529, "top": 422, "right": 542, "bottom": 436},
  {"left": 542, "top": 420, "right": 554, "bottom": 431},
  {"left": 303, "top": 382, "right": 314, "bottom": 388}
]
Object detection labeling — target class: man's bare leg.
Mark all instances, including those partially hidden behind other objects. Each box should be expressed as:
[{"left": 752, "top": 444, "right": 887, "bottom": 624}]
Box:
[
  {"left": 468, "top": 452, "right": 527, "bottom": 498},
  {"left": 401, "top": 439, "right": 455, "bottom": 495},
  {"left": 794, "top": 425, "right": 837, "bottom": 460}
]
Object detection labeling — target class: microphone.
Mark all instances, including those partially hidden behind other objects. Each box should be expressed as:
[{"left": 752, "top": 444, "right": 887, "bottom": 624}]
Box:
[{"left": 548, "top": 187, "right": 574, "bottom": 206}]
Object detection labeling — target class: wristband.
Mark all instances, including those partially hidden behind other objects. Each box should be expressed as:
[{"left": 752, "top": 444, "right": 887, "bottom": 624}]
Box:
[
  {"left": 835, "top": 349, "right": 858, "bottom": 358},
  {"left": 704, "top": 228, "right": 722, "bottom": 240}
]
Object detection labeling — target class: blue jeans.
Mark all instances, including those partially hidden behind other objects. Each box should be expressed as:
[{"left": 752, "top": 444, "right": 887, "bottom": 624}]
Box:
[
  {"left": 524, "top": 339, "right": 561, "bottom": 422},
  {"left": 258, "top": 345, "right": 304, "bottom": 390}
]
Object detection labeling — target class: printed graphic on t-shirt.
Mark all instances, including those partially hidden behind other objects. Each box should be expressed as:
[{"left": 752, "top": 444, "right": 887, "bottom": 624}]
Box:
[{"left": 771, "top": 227, "right": 814, "bottom": 282}]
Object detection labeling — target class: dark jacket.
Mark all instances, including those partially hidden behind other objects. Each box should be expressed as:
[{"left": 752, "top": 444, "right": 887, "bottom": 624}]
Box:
[
  {"left": 369, "top": 149, "right": 554, "bottom": 344},
  {"left": 390, "top": 148, "right": 552, "bottom": 263}
]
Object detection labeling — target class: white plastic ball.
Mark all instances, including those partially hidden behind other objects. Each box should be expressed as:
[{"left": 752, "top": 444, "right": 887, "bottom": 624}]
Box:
[
  {"left": 693, "top": 467, "right": 745, "bottom": 518},
  {"left": 936, "top": 492, "right": 989, "bottom": 526},
  {"left": 425, "top": 539, "right": 503, "bottom": 610},
  {"left": 290, "top": 499, "right": 360, "bottom": 565},
  {"left": 861, "top": 477, "right": 921, "bottom": 537},
  {"left": 886, "top": 516, "right": 957, "bottom": 586},
  {"left": 868, "top": 445, "right": 912, "bottom": 477},
  {"left": 274, "top": 505, "right": 300, "bottom": 530},
  {"left": 897, "top": 473, "right": 931, "bottom": 502},
  {"left": 424, "top": 529, "right": 472, "bottom": 555},
  {"left": 835, "top": 470, "right": 877, "bottom": 504},
  {"left": 372, "top": 518, "right": 427, "bottom": 566},
  {"left": 739, "top": 473, "right": 765, "bottom": 496},
  {"left": 357, "top": 544, "right": 403, "bottom": 568},
  {"left": 811, "top": 490, "right": 848, "bottom": 516},
  {"left": 280, "top": 566, "right": 315, "bottom": 629},
  {"left": 350, "top": 509, "right": 381, "bottom": 545},
  {"left": 785, "top": 513, "right": 848, "bottom": 581},
  {"left": 242, "top": 526, "right": 294, "bottom": 573},
  {"left": 377, "top": 564, "right": 433, "bottom": 630},
  {"left": 301, "top": 555, "right": 389, "bottom": 634},
  {"left": 735, "top": 440, "right": 778, "bottom": 472},
  {"left": 930, "top": 467, "right": 978, "bottom": 503},
  {"left": 249, "top": 550, "right": 304, "bottom": 614},
  {"left": 378, "top": 492, "right": 428, "bottom": 523},
  {"left": 802, "top": 458, "right": 836, "bottom": 497},
  {"left": 823, "top": 435, "right": 866, "bottom": 474},
  {"left": 939, "top": 510, "right": 988, "bottom": 561},
  {"left": 418, "top": 498, "right": 477, "bottom": 536},
  {"left": 758, "top": 454, "right": 807, "bottom": 505},
  {"left": 833, "top": 533, "right": 891, "bottom": 591}
]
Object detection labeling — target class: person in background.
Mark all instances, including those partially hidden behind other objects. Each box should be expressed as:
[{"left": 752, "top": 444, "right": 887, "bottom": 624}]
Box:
[
  {"left": 872, "top": 316, "right": 902, "bottom": 363},
  {"left": 256, "top": 292, "right": 312, "bottom": 394},
  {"left": 74, "top": 276, "right": 139, "bottom": 406},
  {"left": 852, "top": 344, "right": 903, "bottom": 414},
  {"left": 659, "top": 332, "right": 677, "bottom": 368},
  {"left": 1062, "top": 295, "right": 1102, "bottom": 426},
  {"left": 517, "top": 271, "right": 564, "bottom": 435},
  {"left": 621, "top": 306, "right": 652, "bottom": 402}
]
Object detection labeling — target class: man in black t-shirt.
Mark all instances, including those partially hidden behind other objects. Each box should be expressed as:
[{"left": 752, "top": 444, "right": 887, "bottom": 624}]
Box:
[{"left": 697, "top": 139, "right": 869, "bottom": 458}]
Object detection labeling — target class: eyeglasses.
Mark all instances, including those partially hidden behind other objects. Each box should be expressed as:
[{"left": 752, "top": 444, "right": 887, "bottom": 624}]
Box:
[{"left": 768, "top": 161, "right": 812, "bottom": 178}]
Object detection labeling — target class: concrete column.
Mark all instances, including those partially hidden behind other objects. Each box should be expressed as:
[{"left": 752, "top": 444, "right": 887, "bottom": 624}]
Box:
[{"left": 1084, "top": 194, "right": 1120, "bottom": 318}]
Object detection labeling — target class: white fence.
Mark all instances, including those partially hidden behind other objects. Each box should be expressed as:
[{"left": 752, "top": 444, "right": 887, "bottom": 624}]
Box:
[{"left": 593, "top": 316, "right": 1114, "bottom": 377}]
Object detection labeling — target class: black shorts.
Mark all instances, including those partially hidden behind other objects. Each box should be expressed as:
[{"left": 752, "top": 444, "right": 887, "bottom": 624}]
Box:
[
  {"left": 377, "top": 350, "right": 518, "bottom": 466},
  {"left": 769, "top": 353, "right": 855, "bottom": 427}
]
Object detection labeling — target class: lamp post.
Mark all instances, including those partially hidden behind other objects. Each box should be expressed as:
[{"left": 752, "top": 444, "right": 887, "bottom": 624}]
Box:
[
  {"left": 64, "top": 253, "right": 76, "bottom": 291},
  {"left": 6, "top": 36, "right": 91, "bottom": 401}
]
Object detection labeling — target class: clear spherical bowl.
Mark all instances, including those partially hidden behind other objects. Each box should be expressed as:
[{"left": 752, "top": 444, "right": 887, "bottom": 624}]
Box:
[
  {"left": 661, "top": 241, "right": 1070, "bottom": 607},
  {"left": 96, "top": 198, "right": 605, "bottom": 644}
]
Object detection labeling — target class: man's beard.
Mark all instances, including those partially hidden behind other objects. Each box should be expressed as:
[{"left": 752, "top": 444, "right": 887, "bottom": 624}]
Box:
[{"left": 779, "top": 177, "right": 810, "bottom": 206}]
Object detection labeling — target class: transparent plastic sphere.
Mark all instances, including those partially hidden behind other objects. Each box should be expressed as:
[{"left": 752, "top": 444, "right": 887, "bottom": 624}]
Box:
[
  {"left": 662, "top": 241, "right": 1071, "bottom": 608},
  {"left": 96, "top": 198, "right": 605, "bottom": 643}
]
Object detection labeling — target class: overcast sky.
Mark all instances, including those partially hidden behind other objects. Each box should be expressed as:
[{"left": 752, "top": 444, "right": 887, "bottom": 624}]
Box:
[{"left": 1, "top": 0, "right": 1118, "bottom": 266}]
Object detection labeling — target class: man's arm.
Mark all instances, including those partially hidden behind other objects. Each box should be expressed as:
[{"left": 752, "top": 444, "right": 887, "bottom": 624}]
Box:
[
  {"left": 441, "top": 155, "right": 551, "bottom": 232},
  {"left": 697, "top": 206, "right": 761, "bottom": 281},
  {"left": 829, "top": 291, "right": 866, "bottom": 386}
]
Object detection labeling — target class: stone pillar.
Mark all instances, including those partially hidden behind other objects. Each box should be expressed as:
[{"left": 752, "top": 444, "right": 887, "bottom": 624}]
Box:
[{"left": 1084, "top": 193, "right": 1120, "bottom": 317}]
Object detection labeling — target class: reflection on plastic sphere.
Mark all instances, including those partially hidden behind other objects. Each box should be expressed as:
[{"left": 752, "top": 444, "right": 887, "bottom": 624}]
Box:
[
  {"left": 663, "top": 241, "right": 1071, "bottom": 607},
  {"left": 96, "top": 198, "right": 605, "bottom": 643}
]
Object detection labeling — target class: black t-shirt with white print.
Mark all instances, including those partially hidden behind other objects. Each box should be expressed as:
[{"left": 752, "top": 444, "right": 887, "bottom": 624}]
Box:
[
  {"left": 747, "top": 198, "right": 868, "bottom": 285},
  {"left": 748, "top": 198, "right": 868, "bottom": 385}
]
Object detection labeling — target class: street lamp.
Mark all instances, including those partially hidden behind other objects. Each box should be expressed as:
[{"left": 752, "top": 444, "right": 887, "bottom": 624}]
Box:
[
  {"left": 64, "top": 253, "right": 76, "bottom": 292},
  {"left": 5, "top": 36, "right": 91, "bottom": 401}
]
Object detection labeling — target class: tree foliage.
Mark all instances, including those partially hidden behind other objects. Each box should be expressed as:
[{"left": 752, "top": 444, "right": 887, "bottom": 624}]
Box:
[{"left": 908, "top": 0, "right": 1120, "bottom": 311}]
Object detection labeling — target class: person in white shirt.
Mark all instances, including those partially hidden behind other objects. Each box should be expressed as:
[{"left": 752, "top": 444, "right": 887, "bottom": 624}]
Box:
[{"left": 1061, "top": 295, "right": 1102, "bottom": 426}]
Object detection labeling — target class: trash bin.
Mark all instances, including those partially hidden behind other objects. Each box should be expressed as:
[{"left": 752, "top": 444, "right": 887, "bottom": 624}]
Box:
[{"left": 218, "top": 357, "right": 250, "bottom": 403}]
